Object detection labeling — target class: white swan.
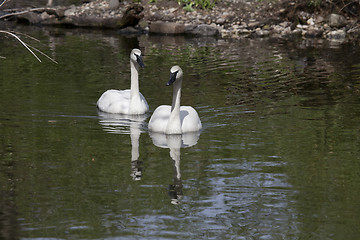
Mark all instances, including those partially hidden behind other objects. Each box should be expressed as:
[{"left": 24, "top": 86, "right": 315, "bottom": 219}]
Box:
[
  {"left": 97, "top": 48, "right": 149, "bottom": 115},
  {"left": 148, "top": 66, "right": 202, "bottom": 134}
]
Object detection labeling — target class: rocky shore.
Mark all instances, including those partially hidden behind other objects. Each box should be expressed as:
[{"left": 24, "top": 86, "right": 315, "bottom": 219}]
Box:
[
  {"left": 143, "top": 0, "right": 360, "bottom": 43},
  {"left": 1, "top": 0, "right": 360, "bottom": 43}
]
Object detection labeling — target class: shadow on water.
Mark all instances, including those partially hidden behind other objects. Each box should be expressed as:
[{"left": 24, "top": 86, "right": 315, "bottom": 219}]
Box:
[{"left": 1, "top": 25, "right": 360, "bottom": 239}]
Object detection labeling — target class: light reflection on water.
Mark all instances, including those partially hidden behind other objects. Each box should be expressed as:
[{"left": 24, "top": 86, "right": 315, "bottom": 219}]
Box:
[{"left": 1, "top": 26, "right": 360, "bottom": 239}]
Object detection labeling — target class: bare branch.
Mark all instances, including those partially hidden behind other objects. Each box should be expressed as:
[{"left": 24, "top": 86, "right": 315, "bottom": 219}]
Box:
[
  {"left": 0, "top": 2, "right": 57, "bottom": 63},
  {"left": 0, "top": 9, "right": 35, "bottom": 20},
  {"left": 11, "top": 30, "right": 42, "bottom": 44},
  {"left": 27, "top": 44, "right": 58, "bottom": 64},
  {"left": 0, "top": 0, "right": 10, "bottom": 9},
  {"left": 0, "top": 30, "right": 42, "bottom": 62},
  {"left": 0, "top": 30, "right": 58, "bottom": 63},
  {"left": 0, "top": 7, "right": 53, "bottom": 20}
]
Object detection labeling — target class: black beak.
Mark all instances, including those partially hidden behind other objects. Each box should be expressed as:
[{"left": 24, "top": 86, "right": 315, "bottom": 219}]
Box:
[
  {"left": 135, "top": 54, "right": 145, "bottom": 68},
  {"left": 167, "top": 71, "right": 178, "bottom": 86}
]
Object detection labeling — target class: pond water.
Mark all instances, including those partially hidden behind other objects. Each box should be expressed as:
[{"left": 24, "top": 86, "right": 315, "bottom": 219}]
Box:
[{"left": 1, "top": 26, "right": 360, "bottom": 239}]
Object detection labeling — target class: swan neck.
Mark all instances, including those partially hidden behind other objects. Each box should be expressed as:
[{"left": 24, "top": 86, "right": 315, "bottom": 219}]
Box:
[
  {"left": 171, "top": 79, "right": 182, "bottom": 112},
  {"left": 130, "top": 60, "right": 139, "bottom": 96},
  {"left": 166, "top": 78, "right": 182, "bottom": 134}
]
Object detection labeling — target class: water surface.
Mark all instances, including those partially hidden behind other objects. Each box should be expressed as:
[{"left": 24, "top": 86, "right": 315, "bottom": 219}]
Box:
[{"left": 1, "top": 26, "right": 360, "bottom": 239}]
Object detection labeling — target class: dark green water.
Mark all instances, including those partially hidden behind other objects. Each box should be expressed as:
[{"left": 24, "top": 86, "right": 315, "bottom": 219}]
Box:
[{"left": 1, "top": 26, "right": 360, "bottom": 239}]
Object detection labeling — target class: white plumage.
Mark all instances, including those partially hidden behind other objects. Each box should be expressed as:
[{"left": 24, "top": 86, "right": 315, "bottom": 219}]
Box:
[
  {"left": 148, "top": 66, "right": 202, "bottom": 134},
  {"left": 97, "top": 48, "right": 149, "bottom": 115}
]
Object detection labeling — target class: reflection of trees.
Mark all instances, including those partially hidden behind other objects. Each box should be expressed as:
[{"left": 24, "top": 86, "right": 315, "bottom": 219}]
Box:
[
  {"left": 1, "top": 27, "right": 360, "bottom": 238},
  {"left": 219, "top": 40, "right": 360, "bottom": 108},
  {"left": 141, "top": 37, "right": 360, "bottom": 237},
  {"left": 261, "top": 99, "right": 360, "bottom": 238},
  {"left": 142, "top": 36, "right": 360, "bottom": 110},
  {"left": 0, "top": 29, "right": 145, "bottom": 238},
  {"left": 0, "top": 139, "right": 20, "bottom": 240}
]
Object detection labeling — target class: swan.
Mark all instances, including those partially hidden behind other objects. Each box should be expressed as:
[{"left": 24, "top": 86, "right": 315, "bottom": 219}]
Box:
[
  {"left": 148, "top": 66, "right": 202, "bottom": 134},
  {"left": 97, "top": 48, "right": 149, "bottom": 115}
]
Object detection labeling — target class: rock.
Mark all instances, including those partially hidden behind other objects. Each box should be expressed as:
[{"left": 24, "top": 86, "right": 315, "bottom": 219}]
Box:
[
  {"left": 216, "top": 17, "right": 226, "bottom": 25},
  {"left": 323, "top": 23, "right": 331, "bottom": 31},
  {"left": 307, "top": 18, "right": 314, "bottom": 26},
  {"left": 150, "top": 21, "right": 185, "bottom": 34},
  {"left": 296, "top": 24, "right": 308, "bottom": 29},
  {"left": 315, "top": 16, "right": 324, "bottom": 24},
  {"left": 41, "top": 11, "right": 50, "bottom": 20},
  {"left": 279, "top": 22, "right": 290, "bottom": 28},
  {"left": 304, "top": 28, "right": 323, "bottom": 38},
  {"left": 185, "top": 24, "right": 219, "bottom": 36},
  {"left": 328, "top": 13, "right": 347, "bottom": 28},
  {"left": 64, "top": 6, "right": 76, "bottom": 17},
  {"left": 20, "top": 12, "right": 42, "bottom": 24},
  {"left": 254, "top": 29, "right": 270, "bottom": 37},
  {"left": 118, "top": 26, "right": 145, "bottom": 35},
  {"left": 108, "top": 0, "right": 119, "bottom": 10},
  {"left": 184, "top": 24, "right": 196, "bottom": 32},
  {"left": 297, "top": 11, "right": 311, "bottom": 24},
  {"left": 327, "top": 29, "right": 346, "bottom": 40},
  {"left": 248, "top": 21, "right": 260, "bottom": 29},
  {"left": 168, "top": 8, "right": 177, "bottom": 13},
  {"left": 238, "top": 28, "right": 250, "bottom": 35},
  {"left": 18, "top": 3, "right": 144, "bottom": 29},
  {"left": 281, "top": 28, "right": 302, "bottom": 38},
  {"left": 273, "top": 25, "right": 285, "bottom": 33},
  {"left": 220, "top": 29, "right": 230, "bottom": 38}
]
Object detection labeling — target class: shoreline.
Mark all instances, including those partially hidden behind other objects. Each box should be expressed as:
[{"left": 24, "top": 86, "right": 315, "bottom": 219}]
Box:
[{"left": 1, "top": 0, "right": 359, "bottom": 44}]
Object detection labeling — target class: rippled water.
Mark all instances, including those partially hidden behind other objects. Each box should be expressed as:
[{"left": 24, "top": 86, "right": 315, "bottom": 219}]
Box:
[{"left": 1, "top": 26, "right": 360, "bottom": 239}]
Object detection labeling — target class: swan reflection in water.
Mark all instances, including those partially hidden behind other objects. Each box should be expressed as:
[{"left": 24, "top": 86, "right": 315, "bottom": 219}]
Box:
[
  {"left": 149, "top": 132, "right": 200, "bottom": 205},
  {"left": 97, "top": 111, "right": 148, "bottom": 180}
]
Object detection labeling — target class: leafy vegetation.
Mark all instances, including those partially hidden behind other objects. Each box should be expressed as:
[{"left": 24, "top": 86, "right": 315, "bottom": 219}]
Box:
[
  {"left": 178, "top": 0, "right": 217, "bottom": 11},
  {"left": 148, "top": 0, "right": 216, "bottom": 11}
]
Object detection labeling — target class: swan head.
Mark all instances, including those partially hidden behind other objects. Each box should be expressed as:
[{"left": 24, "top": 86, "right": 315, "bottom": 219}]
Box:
[
  {"left": 167, "top": 65, "right": 183, "bottom": 86},
  {"left": 131, "top": 48, "right": 145, "bottom": 68}
]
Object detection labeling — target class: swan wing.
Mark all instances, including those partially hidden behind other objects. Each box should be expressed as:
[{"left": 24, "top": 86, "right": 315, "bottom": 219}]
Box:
[
  {"left": 139, "top": 92, "right": 149, "bottom": 107},
  {"left": 97, "top": 89, "right": 131, "bottom": 114},
  {"left": 180, "top": 106, "right": 202, "bottom": 133},
  {"left": 149, "top": 105, "right": 202, "bottom": 133},
  {"left": 148, "top": 105, "right": 171, "bottom": 133},
  {"left": 129, "top": 91, "right": 149, "bottom": 114}
]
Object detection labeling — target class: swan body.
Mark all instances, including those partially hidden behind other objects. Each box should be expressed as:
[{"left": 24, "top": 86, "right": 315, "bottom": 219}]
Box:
[
  {"left": 148, "top": 66, "right": 202, "bottom": 134},
  {"left": 97, "top": 48, "right": 149, "bottom": 115}
]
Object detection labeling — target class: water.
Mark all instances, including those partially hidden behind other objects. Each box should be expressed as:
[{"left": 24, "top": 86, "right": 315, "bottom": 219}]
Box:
[{"left": 1, "top": 26, "right": 360, "bottom": 239}]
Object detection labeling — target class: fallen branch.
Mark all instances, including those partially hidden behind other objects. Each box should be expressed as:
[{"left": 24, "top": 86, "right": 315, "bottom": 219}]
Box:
[{"left": 0, "top": 7, "right": 60, "bottom": 20}]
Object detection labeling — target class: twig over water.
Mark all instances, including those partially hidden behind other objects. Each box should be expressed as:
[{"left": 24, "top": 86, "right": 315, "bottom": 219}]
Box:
[
  {"left": 0, "top": 0, "right": 9, "bottom": 9},
  {"left": 0, "top": 30, "right": 58, "bottom": 63}
]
